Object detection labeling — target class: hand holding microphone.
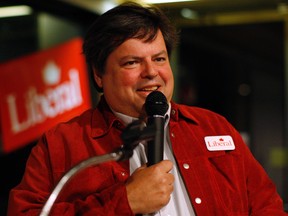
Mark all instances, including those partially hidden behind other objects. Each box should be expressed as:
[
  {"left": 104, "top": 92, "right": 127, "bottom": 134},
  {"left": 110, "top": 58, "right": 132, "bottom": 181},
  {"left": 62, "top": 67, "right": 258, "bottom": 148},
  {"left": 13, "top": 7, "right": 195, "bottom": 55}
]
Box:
[
  {"left": 126, "top": 91, "right": 174, "bottom": 214},
  {"left": 126, "top": 160, "right": 174, "bottom": 214}
]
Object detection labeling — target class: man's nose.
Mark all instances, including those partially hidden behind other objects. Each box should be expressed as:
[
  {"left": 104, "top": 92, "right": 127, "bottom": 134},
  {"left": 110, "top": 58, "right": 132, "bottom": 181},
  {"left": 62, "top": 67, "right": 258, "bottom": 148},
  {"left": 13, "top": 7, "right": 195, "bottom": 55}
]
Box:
[{"left": 141, "top": 61, "right": 158, "bottom": 79}]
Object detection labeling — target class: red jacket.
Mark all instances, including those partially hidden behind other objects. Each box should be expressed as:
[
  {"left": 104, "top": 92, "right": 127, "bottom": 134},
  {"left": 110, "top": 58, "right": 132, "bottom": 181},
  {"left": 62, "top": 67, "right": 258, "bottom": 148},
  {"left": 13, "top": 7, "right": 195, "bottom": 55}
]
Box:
[{"left": 8, "top": 96, "right": 287, "bottom": 215}]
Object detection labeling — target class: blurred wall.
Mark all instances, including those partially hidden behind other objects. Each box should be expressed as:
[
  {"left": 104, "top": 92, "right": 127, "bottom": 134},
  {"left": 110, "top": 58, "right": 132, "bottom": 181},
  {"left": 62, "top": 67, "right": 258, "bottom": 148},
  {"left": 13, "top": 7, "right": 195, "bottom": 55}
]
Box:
[
  {"left": 0, "top": 10, "right": 94, "bottom": 215},
  {"left": 0, "top": 2, "right": 287, "bottom": 215}
]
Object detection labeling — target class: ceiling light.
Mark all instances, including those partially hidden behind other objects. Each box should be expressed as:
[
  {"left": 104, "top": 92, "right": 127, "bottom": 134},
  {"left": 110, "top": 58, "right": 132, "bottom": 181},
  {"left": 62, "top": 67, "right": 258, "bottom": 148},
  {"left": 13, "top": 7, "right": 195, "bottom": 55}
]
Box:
[
  {"left": 0, "top": 5, "right": 32, "bottom": 18},
  {"left": 144, "top": 0, "right": 196, "bottom": 3},
  {"left": 181, "top": 8, "right": 198, "bottom": 19}
]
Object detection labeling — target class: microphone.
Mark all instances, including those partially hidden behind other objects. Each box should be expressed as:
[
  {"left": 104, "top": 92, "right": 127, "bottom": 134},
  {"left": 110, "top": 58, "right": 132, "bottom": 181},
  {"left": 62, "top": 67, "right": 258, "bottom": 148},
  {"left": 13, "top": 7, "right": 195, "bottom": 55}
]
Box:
[{"left": 144, "top": 91, "right": 169, "bottom": 166}]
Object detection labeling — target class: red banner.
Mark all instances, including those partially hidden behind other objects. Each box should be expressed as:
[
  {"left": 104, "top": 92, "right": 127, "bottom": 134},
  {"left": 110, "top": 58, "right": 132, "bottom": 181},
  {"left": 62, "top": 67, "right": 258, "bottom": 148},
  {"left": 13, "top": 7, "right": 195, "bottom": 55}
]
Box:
[{"left": 0, "top": 37, "right": 92, "bottom": 153}]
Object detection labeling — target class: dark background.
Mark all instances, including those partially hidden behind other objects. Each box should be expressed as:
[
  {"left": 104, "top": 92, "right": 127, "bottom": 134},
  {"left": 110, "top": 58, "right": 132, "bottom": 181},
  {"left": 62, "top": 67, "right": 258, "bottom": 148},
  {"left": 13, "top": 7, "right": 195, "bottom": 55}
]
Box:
[{"left": 1, "top": 0, "right": 288, "bottom": 214}]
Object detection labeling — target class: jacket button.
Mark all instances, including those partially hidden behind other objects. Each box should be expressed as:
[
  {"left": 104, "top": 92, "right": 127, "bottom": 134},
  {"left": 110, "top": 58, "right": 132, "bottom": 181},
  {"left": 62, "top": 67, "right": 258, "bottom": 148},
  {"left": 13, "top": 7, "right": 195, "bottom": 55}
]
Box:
[
  {"left": 115, "top": 122, "right": 121, "bottom": 128},
  {"left": 171, "top": 109, "right": 176, "bottom": 115},
  {"left": 195, "top": 197, "right": 202, "bottom": 204},
  {"left": 171, "top": 133, "right": 175, "bottom": 138},
  {"left": 183, "top": 163, "right": 189, "bottom": 169}
]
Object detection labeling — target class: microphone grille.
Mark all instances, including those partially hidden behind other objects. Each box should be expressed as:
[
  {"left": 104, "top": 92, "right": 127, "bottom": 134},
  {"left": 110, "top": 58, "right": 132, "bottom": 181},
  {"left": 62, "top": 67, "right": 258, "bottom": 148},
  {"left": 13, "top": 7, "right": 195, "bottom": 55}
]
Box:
[{"left": 145, "top": 91, "right": 168, "bottom": 116}]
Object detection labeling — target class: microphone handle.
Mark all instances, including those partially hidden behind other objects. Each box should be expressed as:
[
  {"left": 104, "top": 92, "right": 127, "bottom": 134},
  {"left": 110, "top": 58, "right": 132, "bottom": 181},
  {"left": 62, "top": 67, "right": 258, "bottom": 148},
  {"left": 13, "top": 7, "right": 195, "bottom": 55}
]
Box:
[{"left": 147, "top": 115, "right": 165, "bottom": 166}]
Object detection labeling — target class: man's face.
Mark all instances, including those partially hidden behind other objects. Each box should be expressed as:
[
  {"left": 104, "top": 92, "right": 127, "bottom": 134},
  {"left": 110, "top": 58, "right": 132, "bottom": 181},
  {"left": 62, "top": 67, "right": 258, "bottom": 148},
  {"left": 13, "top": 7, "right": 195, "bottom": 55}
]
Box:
[{"left": 94, "top": 30, "right": 174, "bottom": 118}]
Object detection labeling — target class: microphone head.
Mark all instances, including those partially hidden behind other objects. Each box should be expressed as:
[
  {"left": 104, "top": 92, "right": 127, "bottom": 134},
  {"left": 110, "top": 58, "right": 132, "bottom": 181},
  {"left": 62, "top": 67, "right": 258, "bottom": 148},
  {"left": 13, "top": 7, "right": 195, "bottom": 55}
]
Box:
[{"left": 145, "top": 91, "right": 169, "bottom": 116}]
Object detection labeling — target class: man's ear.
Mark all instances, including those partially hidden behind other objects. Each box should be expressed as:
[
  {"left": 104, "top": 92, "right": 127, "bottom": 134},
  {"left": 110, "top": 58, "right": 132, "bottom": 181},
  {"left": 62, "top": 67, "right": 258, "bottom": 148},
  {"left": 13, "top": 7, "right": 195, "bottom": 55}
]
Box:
[{"left": 93, "top": 69, "right": 103, "bottom": 89}]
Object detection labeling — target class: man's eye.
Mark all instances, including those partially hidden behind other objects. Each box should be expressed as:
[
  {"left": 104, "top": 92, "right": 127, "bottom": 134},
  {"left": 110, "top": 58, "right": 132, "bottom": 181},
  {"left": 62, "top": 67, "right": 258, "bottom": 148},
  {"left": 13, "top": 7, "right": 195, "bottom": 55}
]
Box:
[
  {"left": 123, "top": 61, "right": 137, "bottom": 66},
  {"left": 155, "top": 57, "right": 166, "bottom": 62},
  {"left": 122, "top": 60, "right": 140, "bottom": 68}
]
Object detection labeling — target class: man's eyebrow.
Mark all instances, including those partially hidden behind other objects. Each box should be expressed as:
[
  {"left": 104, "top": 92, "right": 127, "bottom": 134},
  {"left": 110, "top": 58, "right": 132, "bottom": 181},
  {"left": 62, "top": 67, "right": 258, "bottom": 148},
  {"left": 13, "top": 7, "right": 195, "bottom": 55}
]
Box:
[
  {"left": 152, "top": 50, "right": 168, "bottom": 57},
  {"left": 119, "top": 55, "right": 141, "bottom": 62},
  {"left": 119, "top": 50, "right": 168, "bottom": 61}
]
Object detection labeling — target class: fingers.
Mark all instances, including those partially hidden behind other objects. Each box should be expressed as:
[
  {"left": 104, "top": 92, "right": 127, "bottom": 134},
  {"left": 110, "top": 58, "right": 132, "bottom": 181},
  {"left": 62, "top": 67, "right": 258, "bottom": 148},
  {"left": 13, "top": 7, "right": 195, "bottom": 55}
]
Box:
[
  {"left": 156, "top": 160, "right": 174, "bottom": 172},
  {"left": 146, "top": 159, "right": 173, "bottom": 172},
  {"left": 126, "top": 160, "right": 175, "bottom": 214}
]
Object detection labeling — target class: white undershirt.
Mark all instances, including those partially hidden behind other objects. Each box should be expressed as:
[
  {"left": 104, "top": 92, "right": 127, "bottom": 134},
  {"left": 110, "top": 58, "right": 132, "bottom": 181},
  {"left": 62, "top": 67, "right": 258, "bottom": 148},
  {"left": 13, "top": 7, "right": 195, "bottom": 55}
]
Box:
[{"left": 113, "top": 105, "right": 195, "bottom": 216}]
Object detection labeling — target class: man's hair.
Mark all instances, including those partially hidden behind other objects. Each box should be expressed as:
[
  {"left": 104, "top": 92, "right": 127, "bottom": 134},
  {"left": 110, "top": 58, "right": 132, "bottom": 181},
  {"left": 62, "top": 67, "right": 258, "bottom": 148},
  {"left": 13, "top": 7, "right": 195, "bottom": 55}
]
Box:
[{"left": 82, "top": 1, "right": 178, "bottom": 92}]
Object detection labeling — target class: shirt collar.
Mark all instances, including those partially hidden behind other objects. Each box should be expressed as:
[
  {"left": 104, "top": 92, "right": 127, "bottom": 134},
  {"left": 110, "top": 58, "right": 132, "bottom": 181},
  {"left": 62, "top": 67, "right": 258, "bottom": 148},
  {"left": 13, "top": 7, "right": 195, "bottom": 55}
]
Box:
[
  {"left": 112, "top": 103, "right": 171, "bottom": 128},
  {"left": 112, "top": 109, "right": 138, "bottom": 126},
  {"left": 170, "top": 101, "right": 199, "bottom": 125},
  {"left": 91, "top": 96, "right": 198, "bottom": 138}
]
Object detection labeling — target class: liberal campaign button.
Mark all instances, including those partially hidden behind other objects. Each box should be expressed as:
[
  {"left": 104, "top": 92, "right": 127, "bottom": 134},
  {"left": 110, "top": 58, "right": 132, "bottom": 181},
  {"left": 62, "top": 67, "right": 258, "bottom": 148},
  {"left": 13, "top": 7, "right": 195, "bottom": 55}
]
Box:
[{"left": 204, "top": 135, "right": 235, "bottom": 151}]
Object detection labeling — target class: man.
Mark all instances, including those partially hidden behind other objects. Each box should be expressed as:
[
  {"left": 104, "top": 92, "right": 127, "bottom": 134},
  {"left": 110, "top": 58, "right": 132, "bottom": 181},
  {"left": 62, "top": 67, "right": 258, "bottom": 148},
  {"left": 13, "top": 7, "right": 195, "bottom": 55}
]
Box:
[{"left": 7, "top": 2, "right": 287, "bottom": 215}]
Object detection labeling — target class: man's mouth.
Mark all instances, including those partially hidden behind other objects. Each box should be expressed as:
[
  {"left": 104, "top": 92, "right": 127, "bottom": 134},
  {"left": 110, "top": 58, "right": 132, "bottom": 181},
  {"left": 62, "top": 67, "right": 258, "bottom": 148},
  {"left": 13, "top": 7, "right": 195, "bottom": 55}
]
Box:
[{"left": 138, "top": 86, "right": 159, "bottom": 91}]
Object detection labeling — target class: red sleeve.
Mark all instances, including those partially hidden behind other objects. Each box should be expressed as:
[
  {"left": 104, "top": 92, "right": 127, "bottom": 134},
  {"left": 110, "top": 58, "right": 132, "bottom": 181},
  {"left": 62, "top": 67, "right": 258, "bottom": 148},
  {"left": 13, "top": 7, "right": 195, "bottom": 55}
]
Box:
[
  {"left": 7, "top": 136, "right": 134, "bottom": 216},
  {"left": 234, "top": 129, "right": 287, "bottom": 216}
]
